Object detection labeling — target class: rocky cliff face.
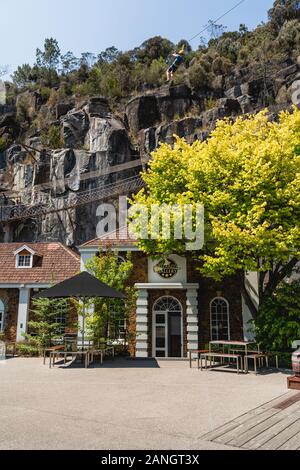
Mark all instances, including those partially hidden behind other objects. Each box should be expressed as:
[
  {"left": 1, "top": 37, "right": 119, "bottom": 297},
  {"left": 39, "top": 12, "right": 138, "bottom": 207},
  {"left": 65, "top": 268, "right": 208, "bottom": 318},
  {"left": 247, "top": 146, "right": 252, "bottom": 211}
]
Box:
[{"left": 0, "top": 57, "right": 299, "bottom": 246}]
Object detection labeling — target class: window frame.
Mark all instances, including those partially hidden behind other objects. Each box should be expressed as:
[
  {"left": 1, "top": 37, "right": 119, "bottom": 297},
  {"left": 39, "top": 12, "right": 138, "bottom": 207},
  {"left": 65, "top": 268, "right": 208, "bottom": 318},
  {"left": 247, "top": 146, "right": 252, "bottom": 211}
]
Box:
[
  {"left": 14, "top": 245, "right": 35, "bottom": 269},
  {"left": 210, "top": 297, "right": 230, "bottom": 341},
  {"left": 108, "top": 316, "right": 127, "bottom": 343},
  {"left": 54, "top": 310, "right": 67, "bottom": 335},
  {"left": 16, "top": 253, "right": 33, "bottom": 269}
]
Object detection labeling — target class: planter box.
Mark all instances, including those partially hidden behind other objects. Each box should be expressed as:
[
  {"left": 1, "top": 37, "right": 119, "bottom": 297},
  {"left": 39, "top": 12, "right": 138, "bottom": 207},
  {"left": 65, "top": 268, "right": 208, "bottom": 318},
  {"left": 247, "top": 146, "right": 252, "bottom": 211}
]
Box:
[{"left": 287, "top": 376, "right": 300, "bottom": 391}]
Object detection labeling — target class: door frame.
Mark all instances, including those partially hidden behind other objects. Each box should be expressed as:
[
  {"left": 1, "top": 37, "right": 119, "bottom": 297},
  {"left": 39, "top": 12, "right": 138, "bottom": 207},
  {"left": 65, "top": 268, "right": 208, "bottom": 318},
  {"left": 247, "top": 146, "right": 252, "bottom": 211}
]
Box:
[{"left": 152, "top": 296, "right": 183, "bottom": 358}]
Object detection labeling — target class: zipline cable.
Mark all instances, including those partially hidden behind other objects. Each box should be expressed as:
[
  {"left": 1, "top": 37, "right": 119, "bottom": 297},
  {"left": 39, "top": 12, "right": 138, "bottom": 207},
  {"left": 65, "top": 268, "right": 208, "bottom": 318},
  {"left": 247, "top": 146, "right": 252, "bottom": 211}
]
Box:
[{"left": 188, "top": 0, "right": 247, "bottom": 43}]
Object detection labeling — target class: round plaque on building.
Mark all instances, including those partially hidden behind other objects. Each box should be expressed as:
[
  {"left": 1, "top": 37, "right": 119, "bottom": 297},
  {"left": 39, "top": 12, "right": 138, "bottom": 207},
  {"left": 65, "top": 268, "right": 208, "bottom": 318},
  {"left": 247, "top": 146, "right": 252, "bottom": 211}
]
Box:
[{"left": 154, "top": 258, "right": 179, "bottom": 279}]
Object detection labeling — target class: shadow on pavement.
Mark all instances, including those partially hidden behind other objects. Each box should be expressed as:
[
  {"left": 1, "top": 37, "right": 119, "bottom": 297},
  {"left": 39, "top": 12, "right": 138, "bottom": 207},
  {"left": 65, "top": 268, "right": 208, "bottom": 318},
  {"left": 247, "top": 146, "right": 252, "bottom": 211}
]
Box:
[{"left": 54, "top": 358, "right": 161, "bottom": 370}]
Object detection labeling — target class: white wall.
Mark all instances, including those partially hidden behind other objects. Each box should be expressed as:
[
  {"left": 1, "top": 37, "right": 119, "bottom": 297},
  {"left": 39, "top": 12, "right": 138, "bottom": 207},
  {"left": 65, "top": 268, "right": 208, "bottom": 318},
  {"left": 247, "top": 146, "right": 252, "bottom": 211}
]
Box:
[
  {"left": 242, "top": 272, "right": 259, "bottom": 341},
  {"left": 16, "top": 287, "right": 30, "bottom": 342},
  {"left": 80, "top": 250, "right": 96, "bottom": 271}
]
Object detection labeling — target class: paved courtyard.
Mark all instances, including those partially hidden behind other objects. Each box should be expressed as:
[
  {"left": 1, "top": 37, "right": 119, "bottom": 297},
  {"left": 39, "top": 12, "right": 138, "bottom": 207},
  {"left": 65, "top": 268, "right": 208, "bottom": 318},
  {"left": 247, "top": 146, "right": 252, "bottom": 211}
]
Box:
[{"left": 0, "top": 358, "right": 296, "bottom": 450}]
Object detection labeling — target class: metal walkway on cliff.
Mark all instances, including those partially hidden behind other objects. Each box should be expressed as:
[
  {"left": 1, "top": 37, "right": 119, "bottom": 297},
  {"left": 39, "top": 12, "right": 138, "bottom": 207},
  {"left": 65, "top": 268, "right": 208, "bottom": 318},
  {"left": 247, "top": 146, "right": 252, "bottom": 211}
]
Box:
[{"left": 0, "top": 175, "right": 145, "bottom": 223}]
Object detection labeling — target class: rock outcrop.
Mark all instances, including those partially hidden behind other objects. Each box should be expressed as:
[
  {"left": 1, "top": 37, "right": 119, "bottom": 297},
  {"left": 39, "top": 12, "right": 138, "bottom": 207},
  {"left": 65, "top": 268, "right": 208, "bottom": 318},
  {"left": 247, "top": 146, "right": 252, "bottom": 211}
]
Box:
[
  {"left": 126, "top": 84, "right": 198, "bottom": 137},
  {"left": 0, "top": 56, "right": 299, "bottom": 246}
]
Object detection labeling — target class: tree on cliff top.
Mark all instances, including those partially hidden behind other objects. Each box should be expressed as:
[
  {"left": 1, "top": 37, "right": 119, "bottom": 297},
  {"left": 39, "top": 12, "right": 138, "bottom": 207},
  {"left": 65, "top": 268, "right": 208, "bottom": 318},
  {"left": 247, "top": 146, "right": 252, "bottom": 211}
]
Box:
[
  {"left": 135, "top": 36, "right": 175, "bottom": 65},
  {"left": 132, "top": 107, "right": 300, "bottom": 318},
  {"left": 268, "top": 0, "right": 300, "bottom": 32},
  {"left": 36, "top": 38, "right": 61, "bottom": 71}
]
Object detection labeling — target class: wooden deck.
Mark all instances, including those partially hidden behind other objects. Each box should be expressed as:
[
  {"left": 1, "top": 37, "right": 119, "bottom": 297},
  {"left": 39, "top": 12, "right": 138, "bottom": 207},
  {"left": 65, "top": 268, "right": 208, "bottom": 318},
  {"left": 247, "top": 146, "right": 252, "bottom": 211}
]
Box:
[{"left": 201, "top": 392, "right": 300, "bottom": 450}]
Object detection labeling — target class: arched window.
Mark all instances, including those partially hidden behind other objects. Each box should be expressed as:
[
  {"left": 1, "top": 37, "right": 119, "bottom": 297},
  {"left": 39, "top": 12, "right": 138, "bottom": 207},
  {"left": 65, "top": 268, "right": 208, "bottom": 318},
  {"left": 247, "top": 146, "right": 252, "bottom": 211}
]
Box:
[
  {"left": 153, "top": 297, "right": 182, "bottom": 313},
  {"left": 0, "top": 300, "right": 5, "bottom": 332},
  {"left": 210, "top": 298, "right": 230, "bottom": 341}
]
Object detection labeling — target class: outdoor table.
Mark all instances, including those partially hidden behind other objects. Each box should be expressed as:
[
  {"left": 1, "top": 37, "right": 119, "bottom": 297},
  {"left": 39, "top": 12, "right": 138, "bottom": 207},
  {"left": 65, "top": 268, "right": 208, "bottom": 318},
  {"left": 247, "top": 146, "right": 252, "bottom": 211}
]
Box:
[
  {"left": 209, "top": 341, "right": 257, "bottom": 373},
  {"left": 49, "top": 349, "right": 93, "bottom": 369}
]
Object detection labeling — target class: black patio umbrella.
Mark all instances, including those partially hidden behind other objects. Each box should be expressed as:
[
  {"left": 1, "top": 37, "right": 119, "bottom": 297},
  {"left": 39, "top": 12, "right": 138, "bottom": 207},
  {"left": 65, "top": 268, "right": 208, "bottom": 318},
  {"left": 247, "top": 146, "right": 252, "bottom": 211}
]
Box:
[{"left": 34, "top": 271, "right": 125, "bottom": 348}]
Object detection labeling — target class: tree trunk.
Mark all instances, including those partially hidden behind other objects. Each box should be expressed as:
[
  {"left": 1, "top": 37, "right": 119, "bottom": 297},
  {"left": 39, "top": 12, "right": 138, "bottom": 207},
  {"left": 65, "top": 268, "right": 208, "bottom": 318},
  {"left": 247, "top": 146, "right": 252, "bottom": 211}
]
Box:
[{"left": 262, "top": 257, "right": 299, "bottom": 304}]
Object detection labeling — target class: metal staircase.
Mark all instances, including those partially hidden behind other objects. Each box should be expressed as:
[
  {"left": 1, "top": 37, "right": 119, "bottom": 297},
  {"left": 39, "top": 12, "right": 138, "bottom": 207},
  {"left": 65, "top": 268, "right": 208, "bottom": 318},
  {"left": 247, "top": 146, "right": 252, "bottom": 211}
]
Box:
[{"left": 0, "top": 175, "right": 145, "bottom": 223}]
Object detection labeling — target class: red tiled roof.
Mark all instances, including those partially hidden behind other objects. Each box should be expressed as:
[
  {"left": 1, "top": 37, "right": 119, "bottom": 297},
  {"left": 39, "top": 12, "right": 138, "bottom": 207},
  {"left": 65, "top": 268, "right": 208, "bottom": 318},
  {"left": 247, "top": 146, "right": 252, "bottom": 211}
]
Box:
[
  {"left": 0, "top": 243, "right": 80, "bottom": 284},
  {"left": 80, "top": 228, "right": 138, "bottom": 249}
]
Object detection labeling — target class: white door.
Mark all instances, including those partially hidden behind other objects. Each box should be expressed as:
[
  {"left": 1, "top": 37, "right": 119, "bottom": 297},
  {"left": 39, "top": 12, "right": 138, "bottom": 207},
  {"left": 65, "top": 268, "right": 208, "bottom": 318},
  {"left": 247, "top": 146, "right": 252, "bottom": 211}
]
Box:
[{"left": 152, "top": 296, "right": 183, "bottom": 358}]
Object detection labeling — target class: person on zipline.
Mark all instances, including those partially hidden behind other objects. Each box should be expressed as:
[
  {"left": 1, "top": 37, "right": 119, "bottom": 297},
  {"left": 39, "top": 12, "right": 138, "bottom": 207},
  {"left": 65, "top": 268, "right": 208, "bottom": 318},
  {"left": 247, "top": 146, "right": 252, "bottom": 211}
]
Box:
[{"left": 166, "top": 47, "right": 185, "bottom": 81}]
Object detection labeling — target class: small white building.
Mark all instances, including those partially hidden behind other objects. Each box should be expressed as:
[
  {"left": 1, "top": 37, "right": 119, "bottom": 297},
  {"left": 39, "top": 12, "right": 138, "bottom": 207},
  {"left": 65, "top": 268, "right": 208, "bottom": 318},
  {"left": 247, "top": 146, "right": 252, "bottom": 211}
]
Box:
[{"left": 0, "top": 242, "right": 79, "bottom": 342}]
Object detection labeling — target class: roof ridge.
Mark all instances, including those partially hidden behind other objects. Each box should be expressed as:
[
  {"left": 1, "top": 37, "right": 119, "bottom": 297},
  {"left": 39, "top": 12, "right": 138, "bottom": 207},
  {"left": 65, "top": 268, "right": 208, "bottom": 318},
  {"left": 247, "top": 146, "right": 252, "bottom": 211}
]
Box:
[
  {"left": 80, "top": 237, "right": 101, "bottom": 248},
  {"left": 58, "top": 243, "right": 80, "bottom": 261},
  {"left": 0, "top": 241, "right": 80, "bottom": 258},
  {"left": 80, "top": 227, "right": 137, "bottom": 248},
  {"left": 0, "top": 241, "right": 61, "bottom": 246}
]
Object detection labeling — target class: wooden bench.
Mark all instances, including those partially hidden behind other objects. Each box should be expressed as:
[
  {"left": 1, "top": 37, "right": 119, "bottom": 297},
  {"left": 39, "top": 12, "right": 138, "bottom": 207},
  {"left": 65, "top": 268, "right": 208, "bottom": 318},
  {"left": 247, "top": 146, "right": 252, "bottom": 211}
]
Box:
[
  {"left": 43, "top": 345, "right": 65, "bottom": 365},
  {"left": 49, "top": 349, "right": 93, "bottom": 369},
  {"left": 90, "top": 349, "right": 104, "bottom": 365},
  {"left": 229, "top": 349, "right": 262, "bottom": 371},
  {"left": 245, "top": 353, "right": 269, "bottom": 374},
  {"left": 199, "top": 353, "right": 242, "bottom": 374},
  {"left": 90, "top": 346, "right": 115, "bottom": 365},
  {"left": 229, "top": 349, "right": 279, "bottom": 372}
]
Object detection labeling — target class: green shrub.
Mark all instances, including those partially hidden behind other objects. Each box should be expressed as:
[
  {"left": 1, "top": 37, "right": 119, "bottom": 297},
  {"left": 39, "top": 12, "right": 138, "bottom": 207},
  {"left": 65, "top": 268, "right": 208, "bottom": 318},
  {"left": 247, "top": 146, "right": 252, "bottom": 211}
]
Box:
[
  {"left": 26, "top": 297, "right": 71, "bottom": 350},
  {"left": 172, "top": 68, "right": 186, "bottom": 86},
  {"left": 41, "top": 124, "right": 63, "bottom": 149},
  {"left": 16, "top": 343, "right": 39, "bottom": 357},
  {"left": 276, "top": 19, "right": 300, "bottom": 54},
  {"left": 46, "top": 89, "right": 59, "bottom": 108},
  {"left": 276, "top": 352, "right": 292, "bottom": 369},
  {"left": 100, "top": 71, "right": 123, "bottom": 99},
  {"left": 205, "top": 97, "right": 218, "bottom": 111},
  {"left": 0, "top": 135, "right": 12, "bottom": 152},
  {"left": 268, "top": 0, "right": 300, "bottom": 33},
  {"left": 188, "top": 62, "right": 212, "bottom": 91},
  {"left": 16, "top": 99, "right": 30, "bottom": 123},
  {"left": 253, "top": 281, "right": 300, "bottom": 352},
  {"left": 211, "top": 56, "right": 233, "bottom": 75},
  {"left": 39, "top": 86, "right": 52, "bottom": 102},
  {"left": 144, "top": 58, "right": 166, "bottom": 87}
]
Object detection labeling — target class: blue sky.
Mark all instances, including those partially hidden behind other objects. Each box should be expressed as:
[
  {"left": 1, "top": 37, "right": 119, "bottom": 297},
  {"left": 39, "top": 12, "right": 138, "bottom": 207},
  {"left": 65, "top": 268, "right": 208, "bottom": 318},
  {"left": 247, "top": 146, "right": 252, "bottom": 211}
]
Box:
[{"left": 1, "top": 0, "right": 274, "bottom": 76}]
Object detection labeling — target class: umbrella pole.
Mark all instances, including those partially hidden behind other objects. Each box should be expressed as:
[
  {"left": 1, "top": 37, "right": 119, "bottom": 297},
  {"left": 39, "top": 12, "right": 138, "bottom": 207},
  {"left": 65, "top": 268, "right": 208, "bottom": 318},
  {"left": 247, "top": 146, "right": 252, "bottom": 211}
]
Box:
[{"left": 82, "top": 298, "right": 85, "bottom": 350}]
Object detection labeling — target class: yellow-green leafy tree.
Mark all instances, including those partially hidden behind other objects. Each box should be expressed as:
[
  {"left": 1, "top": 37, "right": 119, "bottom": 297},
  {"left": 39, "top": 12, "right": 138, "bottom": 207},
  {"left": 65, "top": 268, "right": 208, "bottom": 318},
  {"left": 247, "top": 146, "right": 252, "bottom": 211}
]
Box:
[{"left": 132, "top": 107, "right": 300, "bottom": 319}]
